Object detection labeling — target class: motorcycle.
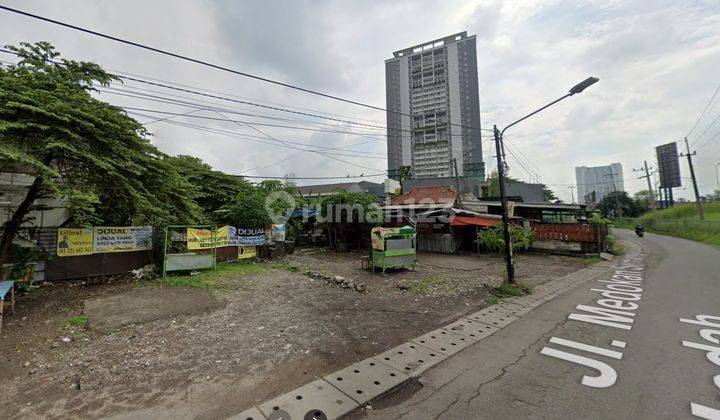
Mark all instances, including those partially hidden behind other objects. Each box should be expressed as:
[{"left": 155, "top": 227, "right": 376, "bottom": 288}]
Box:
[{"left": 635, "top": 225, "right": 645, "bottom": 237}]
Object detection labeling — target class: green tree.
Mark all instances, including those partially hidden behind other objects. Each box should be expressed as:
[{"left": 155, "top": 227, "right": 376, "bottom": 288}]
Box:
[
  {"left": 0, "top": 42, "right": 202, "bottom": 263},
  {"left": 167, "top": 155, "right": 252, "bottom": 219},
  {"left": 542, "top": 186, "right": 558, "bottom": 202},
  {"left": 216, "top": 180, "right": 299, "bottom": 229},
  {"left": 486, "top": 171, "right": 521, "bottom": 197},
  {"left": 633, "top": 189, "right": 654, "bottom": 214},
  {"left": 598, "top": 191, "right": 641, "bottom": 218}
]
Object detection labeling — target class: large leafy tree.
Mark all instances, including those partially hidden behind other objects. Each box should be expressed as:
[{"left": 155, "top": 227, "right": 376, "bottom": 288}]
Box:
[
  {"left": 598, "top": 191, "right": 641, "bottom": 218},
  {"left": 167, "top": 155, "right": 252, "bottom": 219},
  {"left": 216, "top": 180, "right": 299, "bottom": 228},
  {"left": 0, "top": 42, "right": 202, "bottom": 263}
]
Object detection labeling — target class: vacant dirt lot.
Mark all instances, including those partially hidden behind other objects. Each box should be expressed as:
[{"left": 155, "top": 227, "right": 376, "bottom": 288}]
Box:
[{"left": 0, "top": 248, "right": 587, "bottom": 419}]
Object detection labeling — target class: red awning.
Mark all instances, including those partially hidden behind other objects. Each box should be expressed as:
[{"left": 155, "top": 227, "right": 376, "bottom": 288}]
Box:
[{"left": 450, "top": 216, "right": 501, "bottom": 227}]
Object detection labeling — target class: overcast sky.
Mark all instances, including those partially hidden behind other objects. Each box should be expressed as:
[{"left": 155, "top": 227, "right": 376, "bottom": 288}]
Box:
[{"left": 2, "top": 0, "right": 720, "bottom": 202}]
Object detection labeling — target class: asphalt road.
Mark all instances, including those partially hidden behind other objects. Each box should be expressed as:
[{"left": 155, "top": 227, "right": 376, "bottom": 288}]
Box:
[{"left": 367, "top": 230, "right": 720, "bottom": 419}]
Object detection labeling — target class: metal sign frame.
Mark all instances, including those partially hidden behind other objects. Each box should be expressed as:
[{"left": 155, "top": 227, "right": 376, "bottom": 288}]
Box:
[{"left": 162, "top": 225, "right": 217, "bottom": 277}]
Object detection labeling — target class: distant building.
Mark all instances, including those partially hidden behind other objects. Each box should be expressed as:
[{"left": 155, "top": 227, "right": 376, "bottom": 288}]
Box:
[
  {"left": 575, "top": 163, "right": 624, "bottom": 204},
  {"left": 296, "top": 181, "right": 384, "bottom": 201},
  {"left": 1, "top": 170, "right": 70, "bottom": 228},
  {"left": 385, "top": 32, "right": 484, "bottom": 181},
  {"left": 402, "top": 176, "right": 488, "bottom": 198}
]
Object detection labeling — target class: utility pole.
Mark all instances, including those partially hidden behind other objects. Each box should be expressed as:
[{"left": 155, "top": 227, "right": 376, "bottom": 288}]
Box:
[
  {"left": 633, "top": 161, "right": 656, "bottom": 210},
  {"left": 680, "top": 137, "right": 705, "bottom": 220},
  {"left": 494, "top": 124, "right": 515, "bottom": 283},
  {"left": 605, "top": 172, "right": 623, "bottom": 218},
  {"left": 568, "top": 185, "right": 576, "bottom": 204},
  {"left": 452, "top": 158, "right": 462, "bottom": 207}
]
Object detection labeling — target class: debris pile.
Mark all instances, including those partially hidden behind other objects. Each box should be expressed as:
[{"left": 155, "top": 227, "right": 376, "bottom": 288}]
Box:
[{"left": 305, "top": 271, "right": 367, "bottom": 293}]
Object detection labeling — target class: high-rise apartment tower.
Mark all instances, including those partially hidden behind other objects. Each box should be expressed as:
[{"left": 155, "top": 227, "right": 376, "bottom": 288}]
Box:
[{"left": 385, "top": 32, "right": 484, "bottom": 180}]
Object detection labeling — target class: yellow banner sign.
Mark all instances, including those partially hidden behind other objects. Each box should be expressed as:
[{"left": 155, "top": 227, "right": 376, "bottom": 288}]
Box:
[
  {"left": 57, "top": 228, "right": 94, "bottom": 256},
  {"left": 238, "top": 246, "right": 257, "bottom": 259},
  {"left": 187, "top": 227, "right": 229, "bottom": 250}
]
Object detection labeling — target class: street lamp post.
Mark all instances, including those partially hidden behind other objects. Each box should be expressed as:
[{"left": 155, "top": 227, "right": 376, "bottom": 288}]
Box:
[{"left": 494, "top": 77, "right": 599, "bottom": 284}]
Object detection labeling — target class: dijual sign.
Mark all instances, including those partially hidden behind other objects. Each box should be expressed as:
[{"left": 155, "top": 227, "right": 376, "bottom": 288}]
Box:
[
  {"left": 93, "top": 226, "right": 153, "bottom": 253},
  {"left": 56, "top": 228, "right": 94, "bottom": 256}
]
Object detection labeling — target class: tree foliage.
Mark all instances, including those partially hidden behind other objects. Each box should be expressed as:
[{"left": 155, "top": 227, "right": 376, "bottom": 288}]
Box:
[
  {"left": 476, "top": 224, "right": 534, "bottom": 253},
  {"left": 598, "top": 191, "right": 642, "bottom": 218},
  {"left": 542, "top": 186, "right": 558, "bottom": 202},
  {"left": 216, "top": 180, "right": 299, "bottom": 229},
  {"left": 167, "top": 155, "right": 252, "bottom": 219},
  {"left": 0, "top": 42, "right": 202, "bottom": 262}
]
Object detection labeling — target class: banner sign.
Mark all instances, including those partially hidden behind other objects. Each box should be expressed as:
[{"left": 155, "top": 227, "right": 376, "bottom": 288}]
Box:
[
  {"left": 236, "top": 227, "right": 266, "bottom": 246},
  {"left": 271, "top": 224, "right": 286, "bottom": 242},
  {"left": 187, "top": 228, "right": 216, "bottom": 250},
  {"left": 57, "top": 228, "right": 94, "bottom": 256},
  {"left": 656, "top": 142, "right": 681, "bottom": 188},
  {"left": 93, "top": 226, "right": 152, "bottom": 253},
  {"left": 238, "top": 246, "right": 257, "bottom": 259}
]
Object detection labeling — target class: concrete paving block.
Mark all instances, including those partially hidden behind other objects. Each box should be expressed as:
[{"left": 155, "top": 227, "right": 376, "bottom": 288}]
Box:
[
  {"left": 229, "top": 406, "right": 266, "bottom": 420},
  {"left": 496, "top": 302, "right": 533, "bottom": 316},
  {"left": 442, "top": 317, "right": 498, "bottom": 340},
  {"left": 376, "top": 341, "right": 447, "bottom": 377},
  {"left": 411, "top": 328, "right": 475, "bottom": 356},
  {"left": 466, "top": 307, "right": 519, "bottom": 328},
  {"left": 324, "top": 357, "right": 409, "bottom": 404},
  {"left": 259, "top": 379, "right": 356, "bottom": 420},
  {"left": 504, "top": 294, "right": 550, "bottom": 308}
]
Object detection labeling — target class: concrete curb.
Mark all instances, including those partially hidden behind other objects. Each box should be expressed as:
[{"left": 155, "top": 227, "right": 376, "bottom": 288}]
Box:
[{"left": 232, "top": 261, "right": 616, "bottom": 420}]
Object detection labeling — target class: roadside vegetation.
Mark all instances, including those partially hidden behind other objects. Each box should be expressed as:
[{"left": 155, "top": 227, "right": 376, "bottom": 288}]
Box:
[
  {"left": 613, "top": 203, "right": 720, "bottom": 247},
  {"left": 156, "top": 261, "right": 299, "bottom": 291},
  {"left": 491, "top": 282, "right": 531, "bottom": 298}
]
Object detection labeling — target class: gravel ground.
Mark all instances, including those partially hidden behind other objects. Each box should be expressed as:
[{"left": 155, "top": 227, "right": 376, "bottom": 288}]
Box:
[{"left": 0, "top": 249, "right": 587, "bottom": 419}]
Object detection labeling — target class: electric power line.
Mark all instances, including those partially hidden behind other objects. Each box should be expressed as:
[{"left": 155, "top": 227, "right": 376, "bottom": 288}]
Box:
[
  {"left": 688, "top": 84, "right": 720, "bottom": 141},
  {"left": 0, "top": 5, "right": 493, "bottom": 135}
]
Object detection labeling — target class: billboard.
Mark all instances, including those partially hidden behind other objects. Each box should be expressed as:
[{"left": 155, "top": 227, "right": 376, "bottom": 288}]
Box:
[{"left": 656, "top": 142, "right": 681, "bottom": 188}]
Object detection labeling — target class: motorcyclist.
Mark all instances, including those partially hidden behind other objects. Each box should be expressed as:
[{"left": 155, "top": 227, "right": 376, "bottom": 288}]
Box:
[{"left": 635, "top": 224, "right": 645, "bottom": 237}]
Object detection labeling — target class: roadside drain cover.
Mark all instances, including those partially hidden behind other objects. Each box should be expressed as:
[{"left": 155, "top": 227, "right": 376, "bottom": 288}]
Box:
[
  {"left": 324, "top": 357, "right": 409, "bottom": 404},
  {"left": 505, "top": 294, "right": 548, "bottom": 308},
  {"left": 496, "top": 302, "right": 533, "bottom": 316},
  {"left": 466, "top": 308, "right": 519, "bottom": 328},
  {"left": 231, "top": 406, "right": 266, "bottom": 420},
  {"left": 442, "top": 317, "right": 498, "bottom": 340},
  {"left": 258, "top": 379, "right": 356, "bottom": 420},
  {"left": 411, "top": 328, "right": 475, "bottom": 356},
  {"left": 376, "top": 341, "right": 448, "bottom": 377}
]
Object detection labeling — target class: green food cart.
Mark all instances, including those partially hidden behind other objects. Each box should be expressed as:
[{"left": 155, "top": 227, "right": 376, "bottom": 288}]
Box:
[{"left": 371, "top": 226, "right": 417, "bottom": 274}]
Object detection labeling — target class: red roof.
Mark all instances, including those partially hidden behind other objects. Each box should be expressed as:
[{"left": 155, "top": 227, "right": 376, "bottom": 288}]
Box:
[{"left": 391, "top": 186, "right": 458, "bottom": 206}]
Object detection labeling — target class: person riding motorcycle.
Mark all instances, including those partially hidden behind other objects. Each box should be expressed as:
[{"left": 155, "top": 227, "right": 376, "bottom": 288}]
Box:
[{"left": 635, "top": 224, "right": 645, "bottom": 237}]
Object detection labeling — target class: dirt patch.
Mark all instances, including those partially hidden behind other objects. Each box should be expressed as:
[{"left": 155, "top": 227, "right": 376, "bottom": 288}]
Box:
[
  {"left": 83, "top": 287, "right": 221, "bottom": 332},
  {"left": 0, "top": 249, "right": 587, "bottom": 419}
]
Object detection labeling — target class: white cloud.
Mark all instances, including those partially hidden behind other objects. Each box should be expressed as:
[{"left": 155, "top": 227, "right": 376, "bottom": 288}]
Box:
[{"left": 1, "top": 0, "right": 720, "bottom": 199}]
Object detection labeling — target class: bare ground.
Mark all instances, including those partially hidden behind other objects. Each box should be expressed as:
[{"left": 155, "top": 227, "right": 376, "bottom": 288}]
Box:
[{"left": 0, "top": 249, "right": 587, "bottom": 419}]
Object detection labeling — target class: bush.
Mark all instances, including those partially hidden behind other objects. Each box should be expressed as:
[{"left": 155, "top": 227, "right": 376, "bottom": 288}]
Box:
[{"left": 476, "top": 225, "right": 533, "bottom": 253}]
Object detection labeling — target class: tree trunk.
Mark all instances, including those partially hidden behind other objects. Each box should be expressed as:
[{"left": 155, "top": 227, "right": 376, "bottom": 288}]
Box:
[{"left": 0, "top": 158, "right": 51, "bottom": 266}]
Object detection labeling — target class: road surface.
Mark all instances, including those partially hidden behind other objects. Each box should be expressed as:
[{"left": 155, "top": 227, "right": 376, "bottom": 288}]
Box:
[{"left": 366, "top": 230, "right": 720, "bottom": 419}]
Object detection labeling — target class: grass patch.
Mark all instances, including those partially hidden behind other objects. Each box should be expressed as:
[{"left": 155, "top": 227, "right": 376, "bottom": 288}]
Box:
[
  {"left": 613, "top": 203, "right": 720, "bottom": 247},
  {"left": 60, "top": 315, "right": 87, "bottom": 330},
  {"left": 160, "top": 261, "right": 278, "bottom": 291},
  {"left": 585, "top": 255, "right": 602, "bottom": 266},
  {"left": 491, "top": 282, "right": 531, "bottom": 298},
  {"left": 485, "top": 295, "right": 499, "bottom": 305}
]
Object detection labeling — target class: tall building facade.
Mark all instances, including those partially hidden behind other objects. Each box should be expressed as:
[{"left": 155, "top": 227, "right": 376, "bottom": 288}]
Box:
[
  {"left": 575, "top": 163, "right": 624, "bottom": 204},
  {"left": 385, "top": 32, "right": 484, "bottom": 180}
]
